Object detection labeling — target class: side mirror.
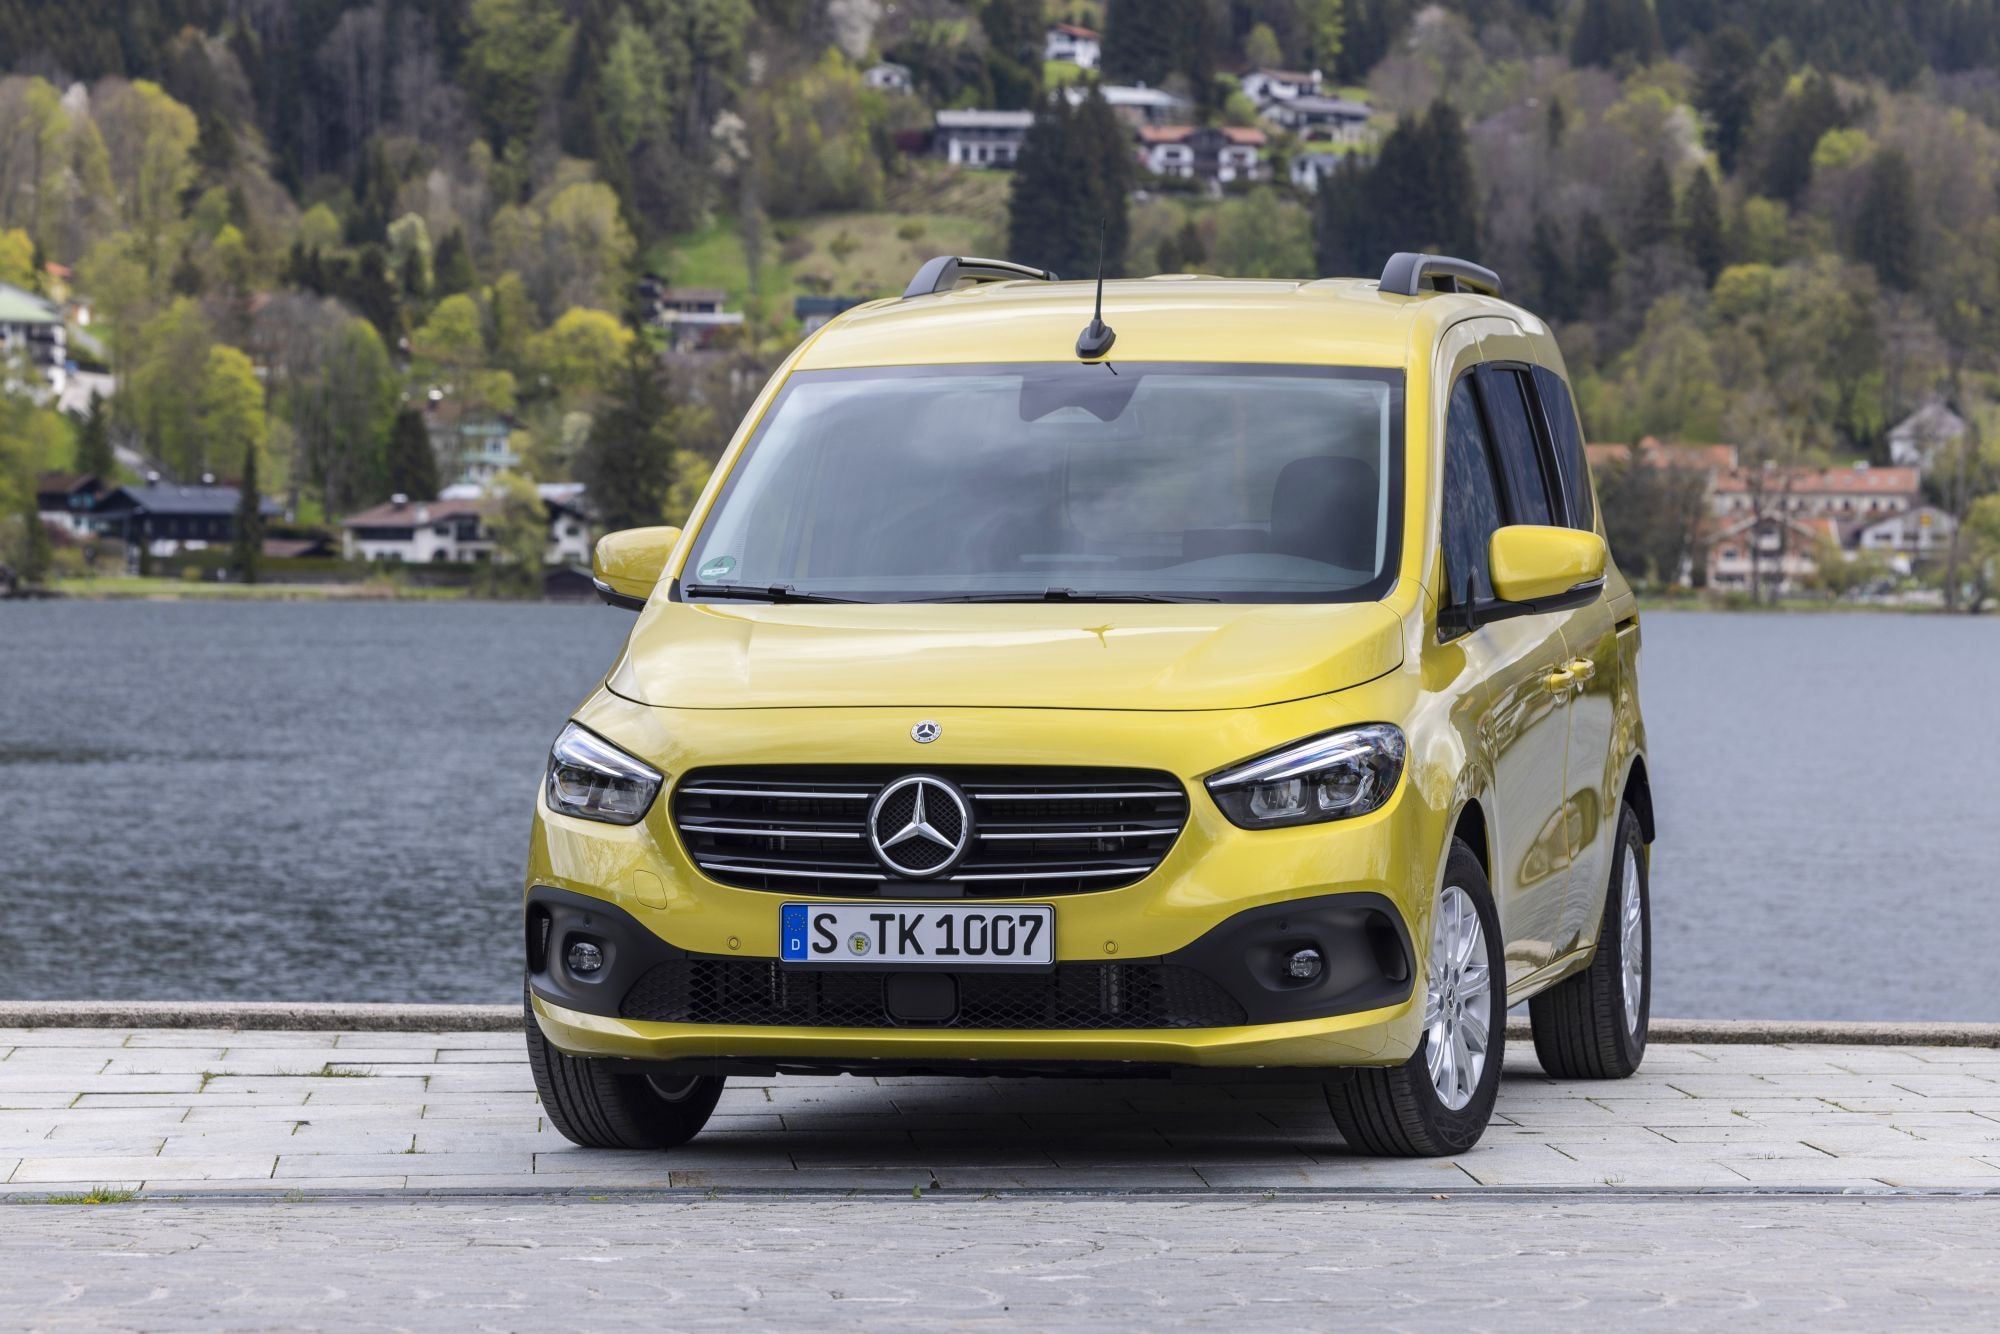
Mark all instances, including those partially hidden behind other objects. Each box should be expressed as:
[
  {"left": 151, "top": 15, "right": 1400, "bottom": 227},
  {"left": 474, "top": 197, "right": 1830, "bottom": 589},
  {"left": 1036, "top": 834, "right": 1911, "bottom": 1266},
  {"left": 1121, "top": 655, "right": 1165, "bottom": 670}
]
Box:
[
  {"left": 592, "top": 526, "right": 682, "bottom": 611},
  {"left": 1488, "top": 525, "right": 1606, "bottom": 614}
]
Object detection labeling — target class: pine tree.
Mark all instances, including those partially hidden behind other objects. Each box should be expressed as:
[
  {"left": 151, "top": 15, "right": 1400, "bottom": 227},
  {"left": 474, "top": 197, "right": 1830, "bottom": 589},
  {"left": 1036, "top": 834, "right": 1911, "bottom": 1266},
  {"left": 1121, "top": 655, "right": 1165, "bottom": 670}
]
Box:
[
  {"left": 433, "top": 228, "right": 476, "bottom": 296},
  {"left": 1421, "top": 102, "right": 1480, "bottom": 257},
  {"left": 19, "top": 491, "right": 51, "bottom": 587},
  {"left": 1530, "top": 213, "right": 1575, "bottom": 320},
  {"left": 577, "top": 347, "right": 678, "bottom": 533},
  {"left": 1853, "top": 148, "right": 1918, "bottom": 291},
  {"left": 1102, "top": 0, "right": 1180, "bottom": 86},
  {"left": 1574, "top": 211, "right": 1618, "bottom": 317},
  {"left": 1680, "top": 165, "right": 1724, "bottom": 283},
  {"left": 230, "top": 442, "right": 262, "bottom": 584},
  {"left": 1571, "top": 0, "right": 1662, "bottom": 71},
  {"left": 385, "top": 405, "right": 441, "bottom": 501},
  {"left": 1630, "top": 158, "right": 1676, "bottom": 250},
  {"left": 1007, "top": 89, "right": 1130, "bottom": 281},
  {"left": 1696, "top": 26, "right": 1760, "bottom": 175},
  {"left": 1761, "top": 68, "right": 1844, "bottom": 205},
  {"left": 76, "top": 391, "right": 115, "bottom": 478}
]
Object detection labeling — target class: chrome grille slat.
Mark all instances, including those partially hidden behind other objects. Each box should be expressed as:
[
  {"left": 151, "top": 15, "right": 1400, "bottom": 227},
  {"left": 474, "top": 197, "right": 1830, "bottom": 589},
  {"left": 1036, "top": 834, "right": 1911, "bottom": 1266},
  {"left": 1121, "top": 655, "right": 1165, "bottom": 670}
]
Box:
[{"left": 672, "top": 766, "right": 1189, "bottom": 898}]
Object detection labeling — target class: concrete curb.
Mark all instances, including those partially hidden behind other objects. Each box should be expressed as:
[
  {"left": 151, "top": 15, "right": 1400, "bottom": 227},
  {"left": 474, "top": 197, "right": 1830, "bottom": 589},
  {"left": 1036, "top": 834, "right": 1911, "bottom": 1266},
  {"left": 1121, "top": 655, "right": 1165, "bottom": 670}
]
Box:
[{"left": 1, "top": 1001, "right": 1996, "bottom": 1045}]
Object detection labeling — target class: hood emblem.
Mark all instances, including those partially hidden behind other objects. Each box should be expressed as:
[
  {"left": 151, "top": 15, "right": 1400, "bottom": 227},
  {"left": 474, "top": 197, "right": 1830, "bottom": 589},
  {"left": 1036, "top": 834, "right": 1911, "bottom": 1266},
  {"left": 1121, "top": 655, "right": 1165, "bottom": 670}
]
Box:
[
  {"left": 867, "top": 775, "right": 972, "bottom": 878},
  {"left": 911, "top": 720, "right": 941, "bottom": 744}
]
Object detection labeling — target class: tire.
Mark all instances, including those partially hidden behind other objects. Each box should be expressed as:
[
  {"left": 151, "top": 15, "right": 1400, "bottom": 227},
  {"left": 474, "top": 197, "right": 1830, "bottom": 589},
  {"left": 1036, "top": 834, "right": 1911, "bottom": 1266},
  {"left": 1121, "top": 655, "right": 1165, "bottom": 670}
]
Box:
[
  {"left": 1529, "top": 803, "right": 1650, "bottom": 1080},
  {"left": 1326, "top": 838, "right": 1505, "bottom": 1157},
  {"left": 524, "top": 983, "right": 725, "bottom": 1150}
]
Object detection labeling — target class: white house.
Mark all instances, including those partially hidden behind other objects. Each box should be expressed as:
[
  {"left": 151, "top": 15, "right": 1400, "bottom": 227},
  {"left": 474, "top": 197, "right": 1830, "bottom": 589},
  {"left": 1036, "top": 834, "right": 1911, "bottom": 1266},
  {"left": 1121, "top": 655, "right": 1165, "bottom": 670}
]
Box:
[
  {"left": 1240, "top": 67, "right": 1321, "bottom": 106},
  {"left": 0, "top": 282, "right": 66, "bottom": 401},
  {"left": 1136, "top": 125, "right": 1268, "bottom": 185},
  {"left": 1290, "top": 149, "right": 1348, "bottom": 192},
  {"left": 934, "top": 109, "right": 1034, "bottom": 167},
  {"left": 1264, "top": 94, "right": 1373, "bottom": 142},
  {"left": 1710, "top": 464, "right": 1923, "bottom": 522},
  {"left": 864, "top": 61, "right": 913, "bottom": 94},
  {"left": 1045, "top": 23, "right": 1102, "bottom": 69},
  {"left": 1853, "top": 504, "right": 1958, "bottom": 571},
  {"left": 1065, "top": 83, "right": 1193, "bottom": 127},
  {"left": 1887, "top": 399, "right": 1966, "bottom": 473},
  {"left": 341, "top": 488, "right": 592, "bottom": 565}
]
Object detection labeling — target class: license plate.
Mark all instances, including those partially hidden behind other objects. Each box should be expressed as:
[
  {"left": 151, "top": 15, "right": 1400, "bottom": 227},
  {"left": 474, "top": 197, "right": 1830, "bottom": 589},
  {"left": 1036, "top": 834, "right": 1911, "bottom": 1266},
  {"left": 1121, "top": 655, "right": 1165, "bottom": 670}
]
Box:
[{"left": 780, "top": 903, "right": 1054, "bottom": 967}]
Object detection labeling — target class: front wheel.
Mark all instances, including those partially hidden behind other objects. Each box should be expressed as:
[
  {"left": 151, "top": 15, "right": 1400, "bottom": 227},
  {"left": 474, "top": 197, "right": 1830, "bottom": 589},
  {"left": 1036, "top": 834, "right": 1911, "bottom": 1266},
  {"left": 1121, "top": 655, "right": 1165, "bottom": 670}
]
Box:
[
  {"left": 1325, "top": 838, "right": 1505, "bottom": 1156},
  {"left": 1529, "top": 803, "right": 1650, "bottom": 1079},
  {"left": 525, "top": 983, "right": 725, "bottom": 1149}
]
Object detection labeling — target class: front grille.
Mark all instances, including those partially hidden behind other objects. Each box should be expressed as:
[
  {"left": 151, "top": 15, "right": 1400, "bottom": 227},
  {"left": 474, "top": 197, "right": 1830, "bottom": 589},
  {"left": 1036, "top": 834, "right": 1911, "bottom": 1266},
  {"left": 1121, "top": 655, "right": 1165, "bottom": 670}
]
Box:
[
  {"left": 620, "top": 958, "right": 1246, "bottom": 1029},
  {"left": 672, "top": 766, "right": 1189, "bottom": 897}
]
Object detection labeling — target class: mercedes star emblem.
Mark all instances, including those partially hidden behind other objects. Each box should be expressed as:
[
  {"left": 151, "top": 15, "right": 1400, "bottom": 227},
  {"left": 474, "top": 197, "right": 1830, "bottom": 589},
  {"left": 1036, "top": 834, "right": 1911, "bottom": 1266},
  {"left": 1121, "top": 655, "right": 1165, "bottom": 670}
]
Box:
[
  {"left": 867, "top": 775, "right": 972, "bottom": 878},
  {"left": 911, "top": 720, "right": 941, "bottom": 744}
]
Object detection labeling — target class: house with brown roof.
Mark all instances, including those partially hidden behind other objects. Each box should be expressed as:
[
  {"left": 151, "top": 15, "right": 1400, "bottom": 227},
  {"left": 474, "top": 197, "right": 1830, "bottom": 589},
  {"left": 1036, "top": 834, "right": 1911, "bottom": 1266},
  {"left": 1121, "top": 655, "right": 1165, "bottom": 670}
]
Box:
[
  {"left": 1703, "top": 513, "right": 1841, "bottom": 596},
  {"left": 1045, "top": 22, "right": 1101, "bottom": 69},
  {"left": 1136, "top": 125, "right": 1268, "bottom": 185},
  {"left": 1709, "top": 462, "right": 1922, "bottom": 523}
]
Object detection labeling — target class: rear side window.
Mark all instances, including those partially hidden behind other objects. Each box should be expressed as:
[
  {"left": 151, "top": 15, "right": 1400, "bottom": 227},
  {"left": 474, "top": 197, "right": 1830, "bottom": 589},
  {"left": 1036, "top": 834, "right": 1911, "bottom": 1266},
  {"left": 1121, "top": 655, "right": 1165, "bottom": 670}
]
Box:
[
  {"left": 1476, "top": 366, "right": 1556, "bottom": 527},
  {"left": 1533, "top": 367, "right": 1595, "bottom": 531},
  {"left": 1440, "top": 378, "right": 1504, "bottom": 607}
]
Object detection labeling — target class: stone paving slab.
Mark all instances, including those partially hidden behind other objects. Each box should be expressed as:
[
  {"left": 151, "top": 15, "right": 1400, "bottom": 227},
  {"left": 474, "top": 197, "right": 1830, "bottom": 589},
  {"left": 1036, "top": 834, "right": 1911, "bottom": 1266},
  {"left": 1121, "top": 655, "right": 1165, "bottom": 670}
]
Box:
[
  {"left": 4, "top": 1028, "right": 2000, "bottom": 1197},
  {"left": 5, "top": 1196, "right": 1999, "bottom": 1331}
]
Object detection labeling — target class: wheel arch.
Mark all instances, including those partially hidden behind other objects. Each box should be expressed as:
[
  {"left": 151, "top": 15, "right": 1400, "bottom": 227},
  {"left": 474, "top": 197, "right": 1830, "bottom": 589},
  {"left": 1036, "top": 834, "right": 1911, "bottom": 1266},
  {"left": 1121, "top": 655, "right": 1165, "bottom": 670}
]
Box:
[{"left": 1621, "top": 753, "right": 1655, "bottom": 844}]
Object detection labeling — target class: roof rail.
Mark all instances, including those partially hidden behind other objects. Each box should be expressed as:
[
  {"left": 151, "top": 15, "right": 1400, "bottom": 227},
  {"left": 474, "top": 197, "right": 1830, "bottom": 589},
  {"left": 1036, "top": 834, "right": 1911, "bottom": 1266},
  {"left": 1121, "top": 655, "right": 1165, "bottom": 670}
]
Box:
[
  {"left": 1379, "top": 252, "right": 1503, "bottom": 298},
  {"left": 902, "top": 256, "right": 1058, "bottom": 299}
]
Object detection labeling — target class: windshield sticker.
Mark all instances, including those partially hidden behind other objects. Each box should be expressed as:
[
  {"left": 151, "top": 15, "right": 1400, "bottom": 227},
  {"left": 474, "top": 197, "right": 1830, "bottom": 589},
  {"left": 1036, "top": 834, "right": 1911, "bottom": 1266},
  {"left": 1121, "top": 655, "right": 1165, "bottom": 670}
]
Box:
[{"left": 697, "top": 555, "right": 738, "bottom": 582}]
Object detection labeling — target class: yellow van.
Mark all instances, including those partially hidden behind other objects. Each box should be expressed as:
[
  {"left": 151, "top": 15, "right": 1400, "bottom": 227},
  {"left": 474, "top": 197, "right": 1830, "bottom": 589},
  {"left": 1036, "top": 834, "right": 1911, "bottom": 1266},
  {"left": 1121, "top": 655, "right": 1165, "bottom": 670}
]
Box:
[{"left": 524, "top": 253, "right": 1655, "bottom": 1156}]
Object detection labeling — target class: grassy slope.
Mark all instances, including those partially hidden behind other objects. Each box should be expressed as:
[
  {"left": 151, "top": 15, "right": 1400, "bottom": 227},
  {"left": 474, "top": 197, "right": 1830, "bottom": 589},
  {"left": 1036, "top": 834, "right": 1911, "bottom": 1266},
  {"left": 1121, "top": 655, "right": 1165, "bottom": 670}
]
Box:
[{"left": 656, "top": 165, "right": 1012, "bottom": 320}]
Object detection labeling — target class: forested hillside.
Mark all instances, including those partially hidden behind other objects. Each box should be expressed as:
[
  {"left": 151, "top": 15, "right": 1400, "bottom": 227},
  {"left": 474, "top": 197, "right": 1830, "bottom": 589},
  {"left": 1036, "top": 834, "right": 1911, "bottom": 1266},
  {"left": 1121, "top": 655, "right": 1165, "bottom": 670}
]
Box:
[{"left": 4, "top": 0, "right": 2000, "bottom": 589}]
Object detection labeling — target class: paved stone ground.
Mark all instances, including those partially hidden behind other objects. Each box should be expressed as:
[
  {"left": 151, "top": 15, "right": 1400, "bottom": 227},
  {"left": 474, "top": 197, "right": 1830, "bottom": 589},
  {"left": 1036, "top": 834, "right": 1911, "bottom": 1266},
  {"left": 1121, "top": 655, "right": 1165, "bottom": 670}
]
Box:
[
  {"left": 6, "top": 1028, "right": 2000, "bottom": 1328},
  {"left": 6, "top": 1196, "right": 2000, "bottom": 1330},
  {"left": 5, "top": 1028, "right": 2000, "bottom": 1193}
]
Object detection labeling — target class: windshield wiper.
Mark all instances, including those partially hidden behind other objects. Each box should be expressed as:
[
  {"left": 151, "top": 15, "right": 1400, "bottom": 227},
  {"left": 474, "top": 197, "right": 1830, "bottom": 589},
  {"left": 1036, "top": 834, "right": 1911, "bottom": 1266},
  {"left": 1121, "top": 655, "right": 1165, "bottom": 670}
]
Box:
[
  {"left": 681, "top": 582, "right": 860, "bottom": 604},
  {"left": 913, "top": 587, "right": 1220, "bottom": 604}
]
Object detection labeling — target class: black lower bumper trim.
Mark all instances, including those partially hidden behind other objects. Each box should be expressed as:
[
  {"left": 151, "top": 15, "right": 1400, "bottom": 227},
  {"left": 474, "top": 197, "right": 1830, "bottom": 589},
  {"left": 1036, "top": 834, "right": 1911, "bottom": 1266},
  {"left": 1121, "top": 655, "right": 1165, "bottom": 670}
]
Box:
[{"left": 526, "top": 886, "right": 1414, "bottom": 1031}]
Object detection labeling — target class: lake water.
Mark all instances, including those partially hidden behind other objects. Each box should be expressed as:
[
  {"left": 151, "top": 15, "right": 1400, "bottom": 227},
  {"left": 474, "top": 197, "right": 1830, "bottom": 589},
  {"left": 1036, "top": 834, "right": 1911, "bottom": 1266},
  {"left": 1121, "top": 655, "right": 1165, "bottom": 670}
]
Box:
[{"left": 2, "top": 602, "right": 1997, "bottom": 1020}]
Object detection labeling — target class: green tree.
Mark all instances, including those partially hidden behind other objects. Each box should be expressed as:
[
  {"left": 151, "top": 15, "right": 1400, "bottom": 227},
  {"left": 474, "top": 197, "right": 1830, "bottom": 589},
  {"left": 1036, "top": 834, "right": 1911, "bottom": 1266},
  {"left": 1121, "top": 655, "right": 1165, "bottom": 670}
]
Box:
[
  {"left": 1315, "top": 100, "right": 1479, "bottom": 276},
  {"left": 1852, "top": 148, "right": 1918, "bottom": 292},
  {"left": 1680, "top": 166, "right": 1725, "bottom": 284},
  {"left": 0, "top": 227, "right": 34, "bottom": 289},
  {"left": 75, "top": 391, "right": 115, "bottom": 478},
  {"left": 1760, "top": 69, "right": 1845, "bottom": 206},
  {"left": 465, "top": 0, "right": 576, "bottom": 154},
  {"left": 1570, "top": 0, "right": 1662, "bottom": 71},
  {"left": 577, "top": 346, "right": 680, "bottom": 532},
  {"left": 1008, "top": 89, "right": 1131, "bottom": 281},
  {"left": 229, "top": 440, "right": 262, "bottom": 584},
  {"left": 125, "top": 297, "right": 212, "bottom": 477},
  {"left": 1630, "top": 158, "right": 1676, "bottom": 250},
  {"left": 1212, "top": 190, "right": 1314, "bottom": 278},
  {"left": 483, "top": 469, "right": 547, "bottom": 599},
  {"left": 981, "top": 0, "right": 1044, "bottom": 110},
  {"left": 529, "top": 307, "right": 635, "bottom": 403},
  {"left": 15, "top": 488, "right": 51, "bottom": 586},
  {"left": 384, "top": 405, "right": 441, "bottom": 501},
  {"left": 197, "top": 344, "right": 266, "bottom": 484}
]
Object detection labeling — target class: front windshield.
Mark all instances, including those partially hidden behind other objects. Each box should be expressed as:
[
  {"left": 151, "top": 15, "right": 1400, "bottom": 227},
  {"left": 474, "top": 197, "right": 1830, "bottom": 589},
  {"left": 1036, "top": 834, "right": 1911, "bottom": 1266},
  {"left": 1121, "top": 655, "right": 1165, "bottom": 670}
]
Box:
[{"left": 681, "top": 362, "right": 1403, "bottom": 604}]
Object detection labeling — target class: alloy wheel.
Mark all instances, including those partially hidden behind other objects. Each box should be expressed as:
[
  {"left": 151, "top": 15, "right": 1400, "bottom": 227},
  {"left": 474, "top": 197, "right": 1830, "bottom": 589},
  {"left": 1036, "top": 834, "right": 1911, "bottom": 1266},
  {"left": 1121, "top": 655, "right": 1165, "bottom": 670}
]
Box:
[
  {"left": 1423, "top": 884, "right": 1492, "bottom": 1111},
  {"left": 1619, "top": 852, "right": 1645, "bottom": 1035}
]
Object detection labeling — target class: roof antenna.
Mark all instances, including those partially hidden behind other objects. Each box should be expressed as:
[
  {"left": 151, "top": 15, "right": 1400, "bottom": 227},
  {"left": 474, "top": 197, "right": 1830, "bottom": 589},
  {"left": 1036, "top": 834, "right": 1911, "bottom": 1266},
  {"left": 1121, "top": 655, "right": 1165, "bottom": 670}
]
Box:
[{"left": 1075, "top": 219, "right": 1116, "bottom": 361}]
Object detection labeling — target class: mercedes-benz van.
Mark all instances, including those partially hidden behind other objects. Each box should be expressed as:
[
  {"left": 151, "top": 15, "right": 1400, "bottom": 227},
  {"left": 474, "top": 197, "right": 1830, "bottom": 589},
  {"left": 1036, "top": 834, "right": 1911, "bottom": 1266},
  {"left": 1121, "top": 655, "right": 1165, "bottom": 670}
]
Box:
[{"left": 523, "top": 252, "right": 1655, "bottom": 1157}]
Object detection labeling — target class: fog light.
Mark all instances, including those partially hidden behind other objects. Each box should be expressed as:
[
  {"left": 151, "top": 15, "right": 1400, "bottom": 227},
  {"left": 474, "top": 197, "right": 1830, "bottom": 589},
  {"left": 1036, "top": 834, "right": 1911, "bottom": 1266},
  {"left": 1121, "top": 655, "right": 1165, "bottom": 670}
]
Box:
[
  {"left": 567, "top": 940, "right": 604, "bottom": 975},
  {"left": 1284, "top": 947, "right": 1323, "bottom": 981}
]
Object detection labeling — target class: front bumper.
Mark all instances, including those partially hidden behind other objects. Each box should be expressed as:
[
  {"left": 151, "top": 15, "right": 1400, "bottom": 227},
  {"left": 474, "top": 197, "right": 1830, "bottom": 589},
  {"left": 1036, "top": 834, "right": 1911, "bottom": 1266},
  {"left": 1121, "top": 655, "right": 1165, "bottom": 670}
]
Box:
[{"left": 524, "top": 689, "right": 1445, "bottom": 1072}]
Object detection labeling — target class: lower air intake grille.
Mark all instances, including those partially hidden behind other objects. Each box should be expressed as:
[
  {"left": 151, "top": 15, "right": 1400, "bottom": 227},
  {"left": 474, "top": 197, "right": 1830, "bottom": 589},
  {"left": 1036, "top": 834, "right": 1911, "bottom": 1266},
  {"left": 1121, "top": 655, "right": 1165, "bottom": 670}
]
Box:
[{"left": 619, "top": 958, "right": 1246, "bottom": 1030}]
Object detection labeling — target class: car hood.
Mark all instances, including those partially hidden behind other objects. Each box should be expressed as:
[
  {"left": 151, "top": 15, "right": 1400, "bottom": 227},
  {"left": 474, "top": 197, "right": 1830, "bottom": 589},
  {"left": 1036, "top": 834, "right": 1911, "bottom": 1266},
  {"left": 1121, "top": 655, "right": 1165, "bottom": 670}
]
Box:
[{"left": 605, "top": 599, "right": 1405, "bottom": 712}]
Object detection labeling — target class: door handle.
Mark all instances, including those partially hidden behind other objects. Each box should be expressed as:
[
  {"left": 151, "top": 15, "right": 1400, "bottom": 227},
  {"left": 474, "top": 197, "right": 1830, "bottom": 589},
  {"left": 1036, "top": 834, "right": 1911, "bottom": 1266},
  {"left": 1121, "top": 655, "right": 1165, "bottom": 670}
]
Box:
[
  {"left": 1543, "top": 667, "right": 1575, "bottom": 694},
  {"left": 1565, "top": 658, "right": 1596, "bottom": 682}
]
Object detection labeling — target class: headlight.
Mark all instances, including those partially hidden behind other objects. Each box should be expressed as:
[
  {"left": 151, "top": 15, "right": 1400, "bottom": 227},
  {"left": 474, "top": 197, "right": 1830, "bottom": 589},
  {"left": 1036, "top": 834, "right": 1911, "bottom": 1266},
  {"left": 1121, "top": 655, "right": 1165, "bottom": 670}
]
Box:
[
  {"left": 1205, "top": 724, "right": 1405, "bottom": 829},
  {"left": 545, "top": 722, "right": 663, "bottom": 825}
]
